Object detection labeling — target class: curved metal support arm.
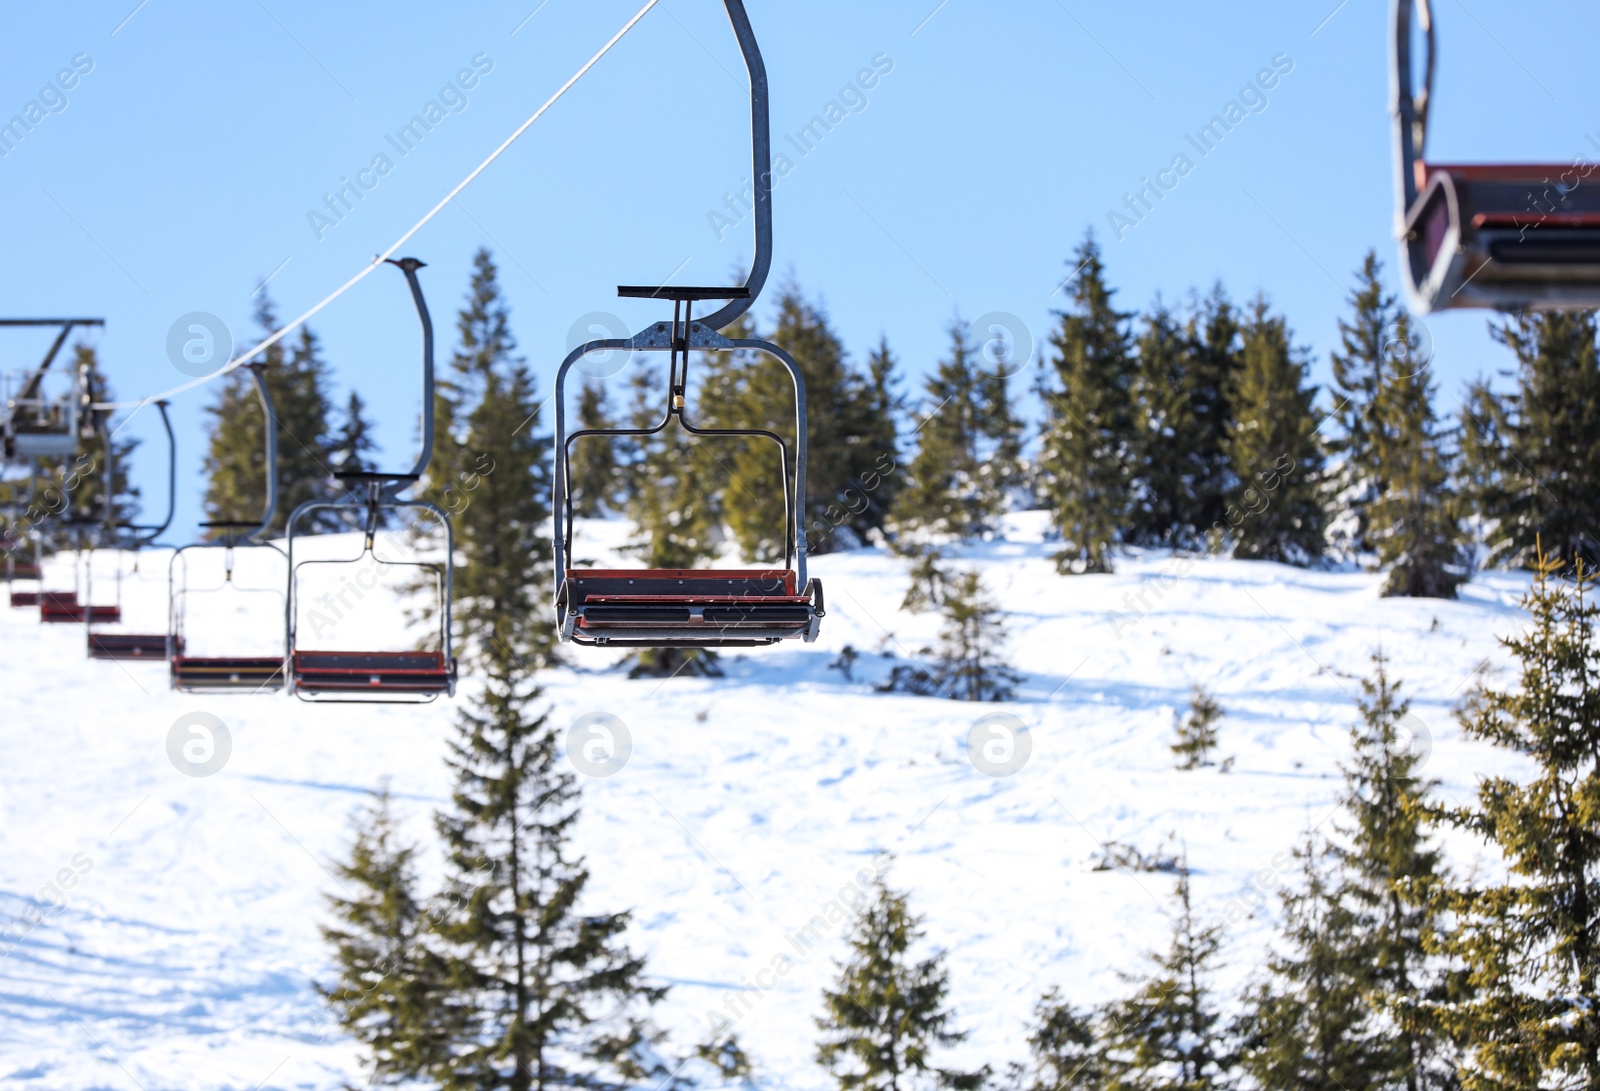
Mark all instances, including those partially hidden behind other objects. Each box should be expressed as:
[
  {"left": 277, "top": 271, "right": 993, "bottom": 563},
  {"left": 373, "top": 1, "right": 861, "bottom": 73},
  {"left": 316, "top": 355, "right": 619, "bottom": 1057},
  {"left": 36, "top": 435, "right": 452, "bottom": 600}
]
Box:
[
  {"left": 1392, "top": 0, "right": 1435, "bottom": 220},
  {"left": 123, "top": 400, "right": 176, "bottom": 547},
  {"left": 384, "top": 258, "right": 436, "bottom": 496},
  {"left": 698, "top": 0, "right": 771, "bottom": 331}
]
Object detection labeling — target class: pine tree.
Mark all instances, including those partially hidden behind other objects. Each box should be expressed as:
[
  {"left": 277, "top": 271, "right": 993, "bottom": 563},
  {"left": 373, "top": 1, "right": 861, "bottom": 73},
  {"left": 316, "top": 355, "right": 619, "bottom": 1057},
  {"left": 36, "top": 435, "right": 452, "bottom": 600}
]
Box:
[
  {"left": 1018, "top": 991, "right": 1109, "bottom": 1091},
  {"left": 1335, "top": 652, "right": 1454, "bottom": 1090},
  {"left": 1234, "top": 831, "right": 1379, "bottom": 1091},
  {"left": 1128, "top": 303, "right": 1199, "bottom": 547},
  {"left": 1099, "top": 868, "right": 1231, "bottom": 1090},
  {"left": 1171, "top": 686, "right": 1222, "bottom": 771},
  {"left": 1425, "top": 550, "right": 1600, "bottom": 1088},
  {"left": 319, "top": 786, "right": 456, "bottom": 1084},
  {"left": 854, "top": 336, "right": 907, "bottom": 542},
  {"left": 1224, "top": 297, "right": 1326, "bottom": 565},
  {"left": 885, "top": 570, "right": 1020, "bottom": 701},
  {"left": 815, "top": 872, "right": 985, "bottom": 1091},
  {"left": 1329, "top": 251, "right": 1399, "bottom": 552},
  {"left": 431, "top": 651, "right": 663, "bottom": 1091},
  {"left": 333, "top": 391, "right": 378, "bottom": 473},
  {"left": 420, "top": 249, "right": 553, "bottom": 665},
  {"left": 569, "top": 377, "right": 619, "bottom": 519},
  {"left": 1487, "top": 311, "right": 1600, "bottom": 568},
  {"left": 1454, "top": 378, "right": 1512, "bottom": 567},
  {"left": 1039, "top": 236, "right": 1137, "bottom": 574},
  {"left": 893, "top": 321, "right": 1020, "bottom": 541},
  {"left": 1184, "top": 288, "right": 1243, "bottom": 538},
  {"left": 202, "top": 293, "right": 339, "bottom": 535},
  {"left": 1368, "top": 322, "right": 1467, "bottom": 598}
]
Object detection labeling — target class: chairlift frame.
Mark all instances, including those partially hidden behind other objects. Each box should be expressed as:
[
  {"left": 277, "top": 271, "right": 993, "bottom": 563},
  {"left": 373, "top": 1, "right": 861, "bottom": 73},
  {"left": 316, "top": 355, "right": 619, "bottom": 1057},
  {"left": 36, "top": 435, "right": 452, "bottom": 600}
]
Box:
[
  {"left": 551, "top": 0, "right": 824, "bottom": 649},
  {"left": 285, "top": 257, "right": 456, "bottom": 702},
  {"left": 87, "top": 399, "right": 177, "bottom": 660},
  {"left": 168, "top": 364, "right": 287, "bottom": 692},
  {"left": 0, "top": 318, "right": 103, "bottom": 462},
  {"left": 1393, "top": 0, "right": 1600, "bottom": 312}
]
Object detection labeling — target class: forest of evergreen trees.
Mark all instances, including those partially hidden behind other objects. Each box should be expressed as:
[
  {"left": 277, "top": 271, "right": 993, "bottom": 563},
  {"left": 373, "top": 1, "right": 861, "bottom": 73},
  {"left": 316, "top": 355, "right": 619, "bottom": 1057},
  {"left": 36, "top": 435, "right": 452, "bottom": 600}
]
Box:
[{"left": 88, "top": 239, "right": 1600, "bottom": 1088}]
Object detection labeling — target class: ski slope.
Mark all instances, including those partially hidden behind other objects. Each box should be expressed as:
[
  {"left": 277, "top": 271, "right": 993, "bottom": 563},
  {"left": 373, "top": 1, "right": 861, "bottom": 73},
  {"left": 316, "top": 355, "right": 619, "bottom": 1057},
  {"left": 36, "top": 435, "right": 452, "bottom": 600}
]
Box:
[{"left": 0, "top": 511, "right": 1531, "bottom": 1089}]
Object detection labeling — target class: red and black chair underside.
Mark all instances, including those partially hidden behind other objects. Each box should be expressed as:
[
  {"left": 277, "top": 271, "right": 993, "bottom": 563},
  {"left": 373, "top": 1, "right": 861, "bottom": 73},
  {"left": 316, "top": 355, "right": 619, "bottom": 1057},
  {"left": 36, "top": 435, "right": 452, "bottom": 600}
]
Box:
[
  {"left": 1406, "top": 163, "right": 1600, "bottom": 307},
  {"left": 292, "top": 650, "right": 455, "bottom": 696},
  {"left": 171, "top": 656, "right": 285, "bottom": 692},
  {"left": 559, "top": 568, "right": 823, "bottom": 647},
  {"left": 89, "top": 632, "right": 177, "bottom": 660},
  {"left": 40, "top": 592, "right": 119, "bottom": 624}
]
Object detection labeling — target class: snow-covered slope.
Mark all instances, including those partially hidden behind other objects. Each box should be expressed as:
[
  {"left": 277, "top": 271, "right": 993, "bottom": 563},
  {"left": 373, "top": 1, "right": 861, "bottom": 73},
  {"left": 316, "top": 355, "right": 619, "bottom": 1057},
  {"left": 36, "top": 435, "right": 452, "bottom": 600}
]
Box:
[{"left": 0, "top": 512, "right": 1529, "bottom": 1089}]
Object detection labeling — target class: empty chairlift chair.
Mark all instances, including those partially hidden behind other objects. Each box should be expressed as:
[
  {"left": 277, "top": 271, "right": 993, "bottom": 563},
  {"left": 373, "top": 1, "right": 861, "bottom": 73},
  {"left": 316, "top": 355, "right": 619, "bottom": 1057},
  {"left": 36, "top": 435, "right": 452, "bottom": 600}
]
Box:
[
  {"left": 551, "top": 1, "right": 822, "bottom": 649},
  {"left": 169, "top": 366, "right": 287, "bottom": 692},
  {"left": 88, "top": 401, "right": 178, "bottom": 660},
  {"left": 285, "top": 259, "right": 456, "bottom": 702},
  {"left": 1393, "top": 0, "right": 1600, "bottom": 312},
  {"left": 0, "top": 318, "right": 102, "bottom": 461}
]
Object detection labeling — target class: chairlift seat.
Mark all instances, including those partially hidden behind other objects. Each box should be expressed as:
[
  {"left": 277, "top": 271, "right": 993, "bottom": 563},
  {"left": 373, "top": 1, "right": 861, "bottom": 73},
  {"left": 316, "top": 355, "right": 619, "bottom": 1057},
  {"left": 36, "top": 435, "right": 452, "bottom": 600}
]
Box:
[
  {"left": 89, "top": 632, "right": 177, "bottom": 660},
  {"left": 5, "top": 561, "right": 41, "bottom": 581},
  {"left": 291, "top": 650, "right": 455, "bottom": 695},
  {"left": 171, "top": 655, "right": 285, "bottom": 692},
  {"left": 1402, "top": 162, "right": 1600, "bottom": 310},
  {"left": 40, "top": 590, "right": 119, "bottom": 623},
  {"left": 10, "top": 589, "right": 40, "bottom": 607},
  {"left": 559, "top": 568, "right": 823, "bottom": 647}
]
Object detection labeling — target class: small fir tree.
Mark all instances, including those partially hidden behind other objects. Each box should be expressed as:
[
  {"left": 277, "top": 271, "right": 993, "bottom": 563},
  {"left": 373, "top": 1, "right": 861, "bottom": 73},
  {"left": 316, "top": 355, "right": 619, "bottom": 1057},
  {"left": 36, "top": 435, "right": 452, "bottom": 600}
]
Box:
[
  {"left": 1234, "top": 831, "right": 1380, "bottom": 1091},
  {"left": 1099, "top": 867, "right": 1231, "bottom": 1090},
  {"left": 1224, "top": 297, "right": 1326, "bottom": 565},
  {"left": 1017, "top": 991, "right": 1109, "bottom": 1091},
  {"left": 893, "top": 320, "right": 1021, "bottom": 541},
  {"left": 319, "top": 786, "right": 456, "bottom": 1083},
  {"left": 1488, "top": 311, "right": 1600, "bottom": 568},
  {"left": 1039, "top": 235, "right": 1137, "bottom": 574},
  {"left": 886, "top": 570, "right": 1020, "bottom": 701},
  {"left": 1454, "top": 377, "right": 1512, "bottom": 567},
  {"left": 569, "top": 377, "right": 620, "bottom": 518},
  {"left": 429, "top": 651, "right": 663, "bottom": 1091},
  {"left": 1425, "top": 549, "right": 1600, "bottom": 1087},
  {"left": 1328, "top": 251, "right": 1399, "bottom": 552},
  {"left": 1171, "top": 686, "right": 1222, "bottom": 770},
  {"left": 1337, "top": 653, "right": 1457, "bottom": 1090},
  {"left": 1367, "top": 324, "right": 1467, "bottom": 598},
  {"left": 815, "top": 872, "right": 985, "bottom": 1091}
]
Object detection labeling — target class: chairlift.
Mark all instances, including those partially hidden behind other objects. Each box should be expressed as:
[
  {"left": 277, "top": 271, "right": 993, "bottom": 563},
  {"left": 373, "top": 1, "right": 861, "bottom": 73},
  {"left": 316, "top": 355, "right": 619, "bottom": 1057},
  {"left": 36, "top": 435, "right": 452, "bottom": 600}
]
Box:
[
  {"left": 87, "top": 401, "right": 178, "bottom": 660},
  {"left": 551, "top": 0, "right": 823, "bottom": 649},
  {"left": 1, "top": 318, "right": 102, "bottom": 461},
  {"left": 1393, "top": 0, "right": 1600, "bottom": 312},
  {"left": 285, "top": 258, "right": 456, "bottom": 702},
  {"left": 168, "top": 365, "right": 287, "bottom": 692},
  {"left": 38, "top": 524, "right": 120, "bottom": 624}
]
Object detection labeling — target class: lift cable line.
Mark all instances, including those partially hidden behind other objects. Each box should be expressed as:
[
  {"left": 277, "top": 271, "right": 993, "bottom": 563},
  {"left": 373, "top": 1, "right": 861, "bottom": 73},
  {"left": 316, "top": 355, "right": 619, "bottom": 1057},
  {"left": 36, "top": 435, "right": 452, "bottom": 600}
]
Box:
[{"left": 92, "top": 0, "right": 662, "bottom": 417}]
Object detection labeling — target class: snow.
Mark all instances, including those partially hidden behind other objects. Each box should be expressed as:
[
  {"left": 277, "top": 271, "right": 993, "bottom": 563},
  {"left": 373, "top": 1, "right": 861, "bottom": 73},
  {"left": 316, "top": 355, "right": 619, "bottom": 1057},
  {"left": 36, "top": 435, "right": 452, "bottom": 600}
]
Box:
[{"left": 0, "top": 511, "right": 1531, "bottom": 1089}]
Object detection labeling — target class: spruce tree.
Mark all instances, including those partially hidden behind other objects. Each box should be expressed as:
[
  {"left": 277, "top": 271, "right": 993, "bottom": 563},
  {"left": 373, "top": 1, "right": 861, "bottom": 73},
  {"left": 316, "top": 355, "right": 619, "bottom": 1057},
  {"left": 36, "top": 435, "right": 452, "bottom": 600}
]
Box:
[
  {"left": 815, "top": 872, "right": 985, "bottom": 1091},
  {"left": 1426, "top": 550, "right": 1600, "bottom": 1087},
  {"left": 1335, "top": 652, "right": 1454, "bottom": 1090},
  {"left": 1039, "top": 236, "right": 1137, "bottom": 574},
  {"left": 893, "top": 321, "right": 1021, "bottom": 541},
  {"left": 319, "top": 786, "right": 456, "bottom": 1084},
  {"left": 1488, "top": 310, "right": 1600, "bottom": 568},
  {"left": 420, "top": 248, "right": 553, "bottom": 665},
  {"left": 1368, "top": 324, "right": 1467, "bottom": 598},
  {"left": 1454, "top": 378, "right": 1512, "bottom": 566},
  {"left": 1129, "top": 291, "right": 1244, "bottom": 548},
  {"left": 885, "top": 570, "right": 1020, "bottom": 701},
  {"left": 855, "top": 336, "right": 907, "bottom": 542},
  {"left": 1171, "top": 686, "right": 1222, "bottom": 771},
  {"left": 569, "top": 377, "right": 619, "bottom": 519},
  {"left": 1018, "top": 991, "right": 1109, "bottom": 1091},
  {"left": 202, "top": 293, "right": 339, "bottom": 535},
  {"left": 431, "top": 650, "right": 662, "bottom": 1091},
  {"left": 1099, "top": 867, "right": 1231, "bottom": 1090},
  {"left": 333, "top": 391, "right": 378, "bottom": 473},
  {"left": 1224, "top": 297, "right": 1326, "bottom": 565},
  {"left": 1328, "top": 251, "right": 1399, "bottom": 552},
  {"left": 1234, "top": 831, "right": 1379, "bottom": 1091}
]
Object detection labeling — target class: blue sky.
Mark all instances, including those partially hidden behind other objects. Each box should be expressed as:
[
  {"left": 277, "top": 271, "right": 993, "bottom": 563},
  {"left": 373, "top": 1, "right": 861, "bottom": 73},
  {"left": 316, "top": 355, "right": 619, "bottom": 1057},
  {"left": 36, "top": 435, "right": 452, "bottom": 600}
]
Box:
[{"left": 1, "top": 0, "right": 1596, "bottom": 539}]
